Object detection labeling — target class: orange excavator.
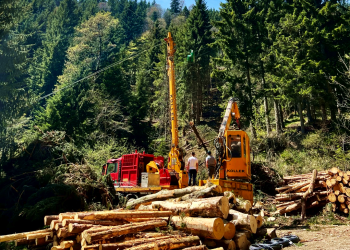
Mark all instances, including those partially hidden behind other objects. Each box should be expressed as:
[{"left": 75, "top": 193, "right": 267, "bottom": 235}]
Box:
[{"left": 198, "top": 98, "right": 253, "bottom": 203}]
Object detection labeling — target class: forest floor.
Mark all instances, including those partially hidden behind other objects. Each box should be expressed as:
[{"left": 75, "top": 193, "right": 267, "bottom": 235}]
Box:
[{"left": 279, "top": 225, "right": 350, "bottom": 249}]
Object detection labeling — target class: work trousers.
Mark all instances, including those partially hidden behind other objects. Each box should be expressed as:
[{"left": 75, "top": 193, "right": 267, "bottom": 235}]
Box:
[
  {"left": 188, "top": 169, "right": 197, "bottom": 186},
  {"left": 208, "top": 166, "right": 216, "bottom": 179}
]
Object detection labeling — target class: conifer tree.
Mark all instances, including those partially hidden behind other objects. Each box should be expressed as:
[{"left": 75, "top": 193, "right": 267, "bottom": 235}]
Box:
[{"left": 170, "top": 0, "right": 181, "bottom": 14}]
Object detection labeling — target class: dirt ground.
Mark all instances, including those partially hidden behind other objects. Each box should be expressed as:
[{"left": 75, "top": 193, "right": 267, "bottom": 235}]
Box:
[{"left": 277, "top": 225, "right": 350, "bottom": 250}]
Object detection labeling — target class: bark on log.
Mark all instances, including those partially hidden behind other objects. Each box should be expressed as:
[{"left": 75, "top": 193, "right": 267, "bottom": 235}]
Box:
[
  {"left": 0, "top": 229, "right": 51, "bottom": 242},
  {"left": 75, "top": 211, "right": 172, "bottom": 220},
  {"left": 35, "top": 237, "right": 48, "bottom": 246},
  {"left": 228, "top": 210, "right": 257, "bottom": 234},
  {"left": 126, "top": 185, "right": 215, "bottom": 209},
  {"left": 60, "top": 240, "right": 76, "bottom": 248},
  {"left": 182, "top": 245, "right": 208, "bottom": 250},
  {"left": 26, "top": 232, "right": 51, "bottom": 240},
  {"left": 282, "top": 182, "right": 310, "bottom": 194},
  {"left": 68, "top": 223, "right": 102, "bottom": 234},
  {"left": 223, "top": 222, "right": 236, "bottom": 240},
  {"left": 44, "top": 215, "right": 59, "bottom": 226},
  {"left": 59, "top": 213, "right": 76, "bottom": 222},
  {"left": 50, "top": 220, "right": 60, "bottom": 230},
  {"left": 202, "top": 239, "right": 236, "bottom": 250},
  {"left": 83, "top": 220, "right": 167, "bottom": 243},
  {"left": 62, "top": 219, "right": 125, "bottom": 227},
  {"left": 15, "top": 238, "right": 35, "bottom": 246},
  {"left": 276, "top": 202, "right": 302, "bottom": 215},
  {"left": 256, "top": 228, "right": 277, "bottom": 240},
  {"left": 301, "top": 169, "right": 317, "bottom": 220},
  {"left": 233, "top": 232, "right": 250, "bottom": 250},
  {"left": 152, "top": 196, "right": 229, "bottom": 219},
  {"left": 123, "top": 236, "right": 200, "bottom": 250},
  {"left": 80, "top": 236, "right": 179, "bottom": 250},
  {"left": 124, "top": 218, "right": 163, "bottom": 223},
  {"left": 170, "top": 216, "right": 225, "bottom": 240},
  {"left": 224, "top": 191, "right": 236, "bottom": 204},
  {"left": 177, "top": 185, "right": 222, "bottom": 202}
]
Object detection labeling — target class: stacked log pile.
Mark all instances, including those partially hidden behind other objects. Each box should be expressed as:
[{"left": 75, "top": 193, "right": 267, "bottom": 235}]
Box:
[
  {"left": 0, "top": 184, "right": 263, "bottom": 250},
  {"left": 274, "top": 167, "right": 350, "bottom": 216},
  {"left": 274, "top": 170, "right": 329, "bottom": 216}
]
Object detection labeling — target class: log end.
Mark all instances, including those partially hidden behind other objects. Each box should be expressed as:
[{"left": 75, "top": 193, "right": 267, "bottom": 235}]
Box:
[
  {"left": 248, "top": 215, "right": 257, "bottom": 234},
  {"left": 212, "top": 218, "right": 225, "bottom": 240},
  {"left": 223, "top": 222, "right": 236, "bottom": 240}
]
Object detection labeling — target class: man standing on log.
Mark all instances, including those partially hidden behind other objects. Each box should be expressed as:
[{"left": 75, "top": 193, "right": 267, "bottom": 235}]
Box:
[
  {"left": 206, "top": 151, "right": 216, "bottom": 179},
  {"left": 187, "top": 152, "right": 198, "bottom": 186}
]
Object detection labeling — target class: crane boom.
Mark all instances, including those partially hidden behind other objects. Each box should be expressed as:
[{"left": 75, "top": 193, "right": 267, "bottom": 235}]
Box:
[
  {"left": 218, "top": 98, "right": 241, "bottom": 137},
  {"left": 165, "top": 32, "right": 179, "bottom": 147}
]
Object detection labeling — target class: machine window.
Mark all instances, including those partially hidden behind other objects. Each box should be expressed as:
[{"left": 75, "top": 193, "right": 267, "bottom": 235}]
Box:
[
  {"left": 243, "top": 137, "right": 246, "bottom": 158},
  {"left": 107, "top": 163, "right": 116, "bottom": 174},
  {"left": 230, "top": 135, "right": 241, "bottom": 158}
]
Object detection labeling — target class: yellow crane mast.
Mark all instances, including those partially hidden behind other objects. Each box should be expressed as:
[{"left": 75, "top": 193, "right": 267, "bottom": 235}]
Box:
[{"left": 164, "top": 32, "right": 189, "bottom": 188}]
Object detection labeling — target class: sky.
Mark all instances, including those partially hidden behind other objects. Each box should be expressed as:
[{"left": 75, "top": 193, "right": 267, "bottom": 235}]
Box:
[{"left": 156, "top": 0, "right": 223, "bottom": 10}]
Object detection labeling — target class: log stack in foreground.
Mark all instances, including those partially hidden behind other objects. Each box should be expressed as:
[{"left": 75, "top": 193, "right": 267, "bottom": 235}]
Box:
[
  {"left": 0, "top": 184, "right": 263, "bottom": 250},
  {"left": 274, "top": 167, "right": 350, "bottom": 216}
]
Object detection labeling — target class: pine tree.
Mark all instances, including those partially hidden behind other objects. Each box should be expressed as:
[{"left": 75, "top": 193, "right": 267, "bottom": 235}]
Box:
[
  {"left": 35, "top": 0, "right": 80, "bottom": 95},
  {"left": 181, "top": 6, "right": 190, "bottom": 18},
  {"left": 170, "top": 0, "right": 181, "bottom": 14}
]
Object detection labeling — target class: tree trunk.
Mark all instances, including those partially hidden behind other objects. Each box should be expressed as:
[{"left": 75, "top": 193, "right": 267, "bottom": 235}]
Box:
[
  {"left": 182, "top": 245, "right": 207, "bottom": 250},
  {"left": 279, "top": 103, "right": 285, "bottom": 129},
  {"left": 170, "top": 216, "right": 225, "bottom": 240},
  {"left": 321, "top": 102, "right": 327, "bottom": 122},
  {"left": 254, "top": 214, "right": 263, "bottom": 228},
  {"left": 274, "top": 99, "right": 281, "bottom": 134},
  {"left": 298, "top": 101, "right": 305, "bottom": 134},
  {"left": 15, "top": 239, "right": 35, "bottom": 247},
  {"left": 75, "top": 210, "right": 172, "bottom": 220},
  {"left": 301, "top": 169, "right": 317, "bottom": 220},
  {"left": 306, "top": 99, "right": 313, "bottom": 123},
  {"left": 228, "top": 210, "right": 257, "bottom": 233},
  {"left": 264, "top": 95, "right": 270, "bottom": 135},
  {"left": 68, "top": 224, "right": 102, "bottom": 234},
  {"left": 50, "top": 220, "right": 60, "bottom": 230},
  {"left": 256, "top": 228, "right": 277, "bottom": 240},
  {"left": 83, "top": 220, "right": 167, "bottom": 243},
  {"left": 152, "top": 196, "right": 229, "bottom": 219},
  {"left": 126, "top": 185, "right": 214, "bottom": 209}
]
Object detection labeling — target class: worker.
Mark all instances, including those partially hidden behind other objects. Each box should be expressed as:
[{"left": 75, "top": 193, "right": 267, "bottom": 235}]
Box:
[
  {"left": 187, "top": 152, "right": 198, "bottom": 186},
  {"left": 206, "top": 151, "right": 217, "bottom": 179}
]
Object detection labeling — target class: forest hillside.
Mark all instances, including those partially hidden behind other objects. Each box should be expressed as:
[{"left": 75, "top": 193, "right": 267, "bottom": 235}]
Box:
[{"left": 1, "top": 0, "right": 350, "bottom": 237}]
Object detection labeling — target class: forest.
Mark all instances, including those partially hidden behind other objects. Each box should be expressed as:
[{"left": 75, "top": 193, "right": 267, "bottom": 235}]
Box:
[{"left": 1, "top": 0, "right": 350, "bottom": 236}]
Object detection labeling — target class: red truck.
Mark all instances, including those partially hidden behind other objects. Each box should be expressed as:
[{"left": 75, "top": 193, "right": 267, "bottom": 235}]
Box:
[{"left": 102, "top": 150, "right": 177, "bottom": 193}]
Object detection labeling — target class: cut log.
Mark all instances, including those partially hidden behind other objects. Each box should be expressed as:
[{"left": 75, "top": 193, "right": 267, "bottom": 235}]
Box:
[
  {"left": 152, "top": 196, "right": 229, "bottom": 219},
  {"left": 83, "top": 220, "right": 167, "bottom": 243},
  {"left": 80, "top": 236, "right": 179, "bottom": 250},
  {"left": 301, "top": 169, "right": 317, "bottom": 220},
  {"left": 328, "top": 194, "right": 337, "bottom": 203},
  {"left": 256, "top": 228, "right": 277, "bottom": 240},
  {"left": 68, "top": 224, "right": 102, "bottom": 234},
  {"left": 234, "top": 198, "right": 251, "bottom": 213},
  {"left": 276, "top": 202, "right": 301, "bottom": 215},
  {"left": 52, "top": 246, "right": 65, "bottom": 250},
  {"left": 223, "top": 222, "right": 236, "bottom": 240},
  {"left": 329, "top": 167, "right": 339, "bottom": 175},
  {"left": 75, "top": 211, "right": 172, "bottom": 220},
  {"left": 182, "top": 246, "right": 208, "bottom": 250},
  {"left": 59, "top": 212, "right": 77, "bottom": 222},
  {"left": 335, "top": 190, "right": 341, "bottom": 196},
  {"left": 282, "top": 182, "right": 310, "bottom": 194},
  {"left": 202, "top": 239, "right": 236, "bottom": 250},
  {"left": 15, "top": 238, "right": 35, "bottom": 246},
  {"left": 338, "top": 195, "right": 346, "bottom": 203},
  {"left": 35, "top": 237, "right": 48, "bottom": 246},
  {"left": 170, "top": 216, "right": 224, "bottom": 240},
  {"left": 336, "top": 176, "right": 342, "bottom": 182},
  {"left": 346, "top": 188, "right": 350, "bottom": 197},
  {"left": 124, "top": 236, "right": 200, "bottom": 250},
  {"left": 62, "top": 219, "right": 125, "bottom": 227},
  {"left": 44, "top": 215, "right": 59, "bottom": 226},
  {"left": 60, "top": 240, "right": 76, "bottom": 248},
  {"left": 57, "top": 228, "right": 75, "bottom": 239},
  {"left": 137, "top": 204, "right": 155, "bottom": 210},
  {"left": 254, "top": 214, "right": 263, "bottom": 228},
  {"left": 55, "top": 223, "right": 63, "bottom": 231},
  {"left": 177, "top": 185, "right": 222, "bottom": 202},
  {"left": 233, "top": 231, "right": 250, "bottom": 250},
  {"left": 126, "top": 185, "right": 216, "bottom": 209},
  {"left": 26, "top": 232, "right": 51, "bottom": 240},
  {"left": 228, "top": 210, "right": 257, "bottom": 234},
  {"left": 124, "top": 218, "right": 163, "bottom": 223},
  {"left": 50, "top": 220, "right": 60, "bottom": 230},
  {"left": 224, "top": 191, "right": 236, "bottom": 204}
]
